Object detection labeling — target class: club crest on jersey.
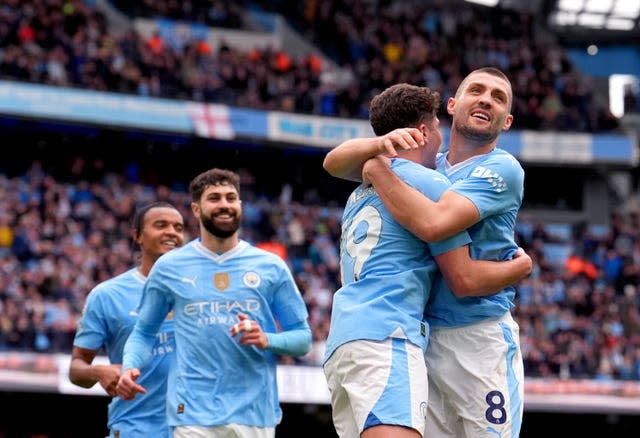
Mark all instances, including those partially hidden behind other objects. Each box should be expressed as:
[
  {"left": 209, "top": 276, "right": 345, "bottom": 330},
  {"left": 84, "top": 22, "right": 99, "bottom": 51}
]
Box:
[
  {"left": 214, "top": 272, "right": 230, "bottom": 291},
  {"left": 243, "top": 271, "right": 261, "bottom": 288}
]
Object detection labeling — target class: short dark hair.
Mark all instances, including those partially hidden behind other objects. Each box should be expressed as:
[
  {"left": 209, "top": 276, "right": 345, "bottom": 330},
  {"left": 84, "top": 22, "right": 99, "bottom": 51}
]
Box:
[
  {"left": 131, "top": 201, "right": 178, "bottom": 237},
  {"left": 369, "top": 83, "right": 441, "bottom": 136},
  {"left": 188, "top": 168, "right": 240, "bottom": 202}
]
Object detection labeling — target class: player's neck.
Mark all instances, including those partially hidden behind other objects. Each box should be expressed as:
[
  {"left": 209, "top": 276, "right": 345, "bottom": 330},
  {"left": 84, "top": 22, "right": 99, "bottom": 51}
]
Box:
[
  {"left": 139, "top": 252, "right": 165, "bottom": 277},
  {"left": 448, "top": 133, "right": 497, "bottom": 164},
  {"left": 200, "top": 232, "right": 239, "bottom": 254},
  {"left": 138, "top": 260, "right": 152, "bottom": 277},
  {"left": 398, "top": 149, "right": 423, "bottom": 165}
]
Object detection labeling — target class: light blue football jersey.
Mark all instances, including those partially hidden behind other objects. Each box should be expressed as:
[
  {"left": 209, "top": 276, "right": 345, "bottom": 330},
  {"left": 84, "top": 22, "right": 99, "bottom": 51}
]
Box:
[
  {"left": 323, "top": 159, "right": 471, "bottom": 364},
  {"left": 73, "top": 268, "right": 174, "bottom": 438},
  {"left": 426, "top": 148, "right": 525, "bottom": 327},
  {"left": 125, "top": 239, "right": 309, "bottom": 428}
]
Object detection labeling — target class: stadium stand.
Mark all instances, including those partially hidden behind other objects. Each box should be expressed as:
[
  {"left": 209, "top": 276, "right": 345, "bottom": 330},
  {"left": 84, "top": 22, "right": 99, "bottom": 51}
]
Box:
[
  {"left": 0, "top": 0, "right": 625, "bottom": 131},
  {"left": 2, "top": 134, "right": 640, "bottom": 379}
]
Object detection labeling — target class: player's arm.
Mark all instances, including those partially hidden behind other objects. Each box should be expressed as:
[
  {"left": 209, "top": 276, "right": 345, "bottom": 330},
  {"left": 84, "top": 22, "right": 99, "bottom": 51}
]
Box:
[
  {"left": 363, "top": 156, "right": 479, "bottom": 241},
  {"left": 323, "top": 128, "right": 425, "bottom": 181},
  {"left": 116, "top": 320, "right": 158, "bottom": 400},
  {"left": 69, "top": 346, "right": 121, "bottom": 396},
  {"left": 266, "top": 320, "right": 312, "bottom": 356},
  {"left": 231, "top": 314, "right": 312, "bottom": 356},
  {"left": 117, "top": 280, "right": 170, "bottom": 400},
  {"left": 435, "top": 247, "right": 532, "bottom": 297}
]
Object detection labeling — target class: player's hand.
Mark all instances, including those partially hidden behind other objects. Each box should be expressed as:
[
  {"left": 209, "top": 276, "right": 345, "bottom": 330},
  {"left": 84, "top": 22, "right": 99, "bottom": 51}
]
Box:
[
  {"left": 512, "top": 247, "right": 527, "bottom": 259},
  {"left": 96, "top": 363, "right": 122, "bottom": 397},
  {"left": 230, "top": 313, "right": 268, "bottom": 349},
  {"left": 362, "top": 155, "right": 392, "bottom": 185},
  {"left": 377, "top": 127, "right": 425, "bottom": 157},
  {"left": 116, "top": 368, "right": 146, "bottom": 400},
  {"left": 512, "top": 247, "right": 533, "bottom": 277}
]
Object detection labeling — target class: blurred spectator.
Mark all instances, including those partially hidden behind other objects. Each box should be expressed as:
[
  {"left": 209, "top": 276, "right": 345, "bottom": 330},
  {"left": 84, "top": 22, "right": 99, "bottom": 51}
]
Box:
[
  {"left": 624, "top": 84, "right": 639, "bottom": 114},
  {"left": 2, "top": 157, "right": 640, "bottom": 382},
  {"left": 0, "top": 0, "right": 622, "bottom": 133},
  {"left": 0, "top": 0, "right": 638, "bottom": 381}
]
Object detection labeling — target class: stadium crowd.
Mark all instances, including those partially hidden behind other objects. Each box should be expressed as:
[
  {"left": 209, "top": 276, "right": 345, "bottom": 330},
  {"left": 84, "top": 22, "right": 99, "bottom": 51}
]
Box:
[
  {"left": 1, "top": 156, "right": 640, "bottom": 382},
  {"left": 0, "top": 0, "right": 622, "bottom": 133},
  {"left": 1, "top": 0, "right": 639, "bottom": 380}
]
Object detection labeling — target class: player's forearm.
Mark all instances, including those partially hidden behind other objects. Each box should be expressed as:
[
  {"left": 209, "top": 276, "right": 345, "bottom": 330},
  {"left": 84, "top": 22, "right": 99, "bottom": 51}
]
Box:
[
  {"left": 69, "top": 359, "right": 98, "bottom": 388},
  {"left": 266, "top": 322, "right": 312, "bottom": 356},
  {"left": 366, "top": 160, "right": 443, "bottom": 241},
  {"left": 122, "top": 323, "right": 156, "bottom": 370},
  {"left": 451, "top": 256, "right": 532, "bottom": 297},
  {"left": 323, "top": 138, "right": 383, "bottom": 181},
  {"left": 367, "top": 161, "right": 479, "bottom": 242}
]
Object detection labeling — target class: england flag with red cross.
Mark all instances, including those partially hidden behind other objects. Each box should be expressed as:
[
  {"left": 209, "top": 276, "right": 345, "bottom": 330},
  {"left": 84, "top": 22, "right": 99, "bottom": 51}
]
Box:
[{"left": 187, "top": 103, "right": 234, "bottom": 139}]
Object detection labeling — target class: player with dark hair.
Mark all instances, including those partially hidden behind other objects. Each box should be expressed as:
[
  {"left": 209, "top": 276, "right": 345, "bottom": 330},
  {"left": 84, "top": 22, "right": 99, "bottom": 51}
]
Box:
[
  {"left": 322, "top": 82, "right": 530, "bottom": 437},
  {"left": 325, "top": 67, "right": 527, "bottom": 438},
  {"left": 117, "top": 168, "right": 312, "bottom": 438},
  {"left": 69, "top": 202, "right": 185, "bottom": 438}
]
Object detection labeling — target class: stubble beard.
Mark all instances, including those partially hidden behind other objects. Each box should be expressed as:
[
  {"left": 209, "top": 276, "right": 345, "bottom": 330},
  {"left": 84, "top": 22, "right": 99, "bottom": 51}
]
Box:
[
  {"left": 456, "top": 121, "right": 499, "bottom": 144},
  {"left": 200, "top": 212, "right": 240, "bottom": 238}
]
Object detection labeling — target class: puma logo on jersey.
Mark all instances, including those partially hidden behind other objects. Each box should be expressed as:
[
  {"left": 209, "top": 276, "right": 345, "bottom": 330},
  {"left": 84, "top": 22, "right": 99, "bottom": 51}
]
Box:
[
  {"left": 471, "top": 166, "right": 506, "bottom": 192},
  {"left": 181, "top": 276, "right": 197, "bottom": 287}
]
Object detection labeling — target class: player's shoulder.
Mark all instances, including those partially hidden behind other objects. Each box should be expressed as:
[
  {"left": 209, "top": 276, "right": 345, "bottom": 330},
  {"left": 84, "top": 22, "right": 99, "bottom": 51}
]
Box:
[
  {"left": 87, "top": 268, "right": 140, "bottom": 299},
  {"left": 156, "top": 239, "right": 197, "bottom": 264},
  {"left": 393, "top": 158, "right": 445, "bottom": 180},
  {"left": 470, "top": 149, "right": 524, "bottom": 184},
  {"left": 393, "top": 159, "right": 450, "bottom": 194},
  {"left": 243, "top": 242, "right": 293, "bottom": 278},
  {"left": 245, "top": 241, "right": 287, "bottom": 263},
  {"left": 96, "top": 267, "right": 139, "bottom": 288},
  {"left": 488, "top": 148, "right": 524, "bottom": 170}
]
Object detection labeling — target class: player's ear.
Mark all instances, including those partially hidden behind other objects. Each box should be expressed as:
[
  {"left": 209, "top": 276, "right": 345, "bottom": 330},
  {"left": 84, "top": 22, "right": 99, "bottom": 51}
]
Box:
[
  {"left": 447, "top": 97, "right": 456, "bottom": 116},
  {"left": 131, "top": 228, "right": 141, "bottom": 244},
  {"left": 191, "top": 201, "right": 200, "bottom": 218},
  {"left": 502, "top": 114, "right": 514, "bottom": 131}
]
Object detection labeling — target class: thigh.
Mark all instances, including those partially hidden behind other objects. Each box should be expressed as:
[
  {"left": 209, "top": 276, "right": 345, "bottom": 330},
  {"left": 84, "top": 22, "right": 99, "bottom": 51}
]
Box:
[
  {"left": 324, "top": 338, "right": 428, "bottom": 437},
  {"left": 173, "top": 425, "right": 274, "bottom": 438},
  {"left": 426, "top": 314, "right": 524, "bottom": 438},
  {"left": 174, "top": 425, "right": 210, "bottom": 438},
  {"left": 324, "top": 347, "right": 359, "bottom": 438},
  {"left": 226, "top": 424, "right": 274, "bottom": 438},
  {"left": 424, "top": 371, "right": 459, "bottom": 438}
]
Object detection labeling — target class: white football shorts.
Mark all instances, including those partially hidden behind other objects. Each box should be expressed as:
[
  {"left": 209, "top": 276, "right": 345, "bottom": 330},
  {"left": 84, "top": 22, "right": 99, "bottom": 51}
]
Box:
[
  {"left": 173, "top": 424, "right": 274, "bottom": 438},
  {"left": 323, "top": 337, "right": 429, "bottom": 437},
  {"left": 424, "top": 312, "right": 524, "bottom": 438}
]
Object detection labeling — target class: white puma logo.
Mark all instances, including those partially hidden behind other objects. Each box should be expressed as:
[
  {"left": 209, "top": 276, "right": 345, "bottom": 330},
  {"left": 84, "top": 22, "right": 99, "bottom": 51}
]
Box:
[{"left": 181, "top": 276, "right": 197, "bottom": 287}]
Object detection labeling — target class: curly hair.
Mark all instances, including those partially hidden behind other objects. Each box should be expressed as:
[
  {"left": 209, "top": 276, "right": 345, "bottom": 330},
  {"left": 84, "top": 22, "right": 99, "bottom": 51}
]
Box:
[
  {"left": 369, "top": 83, "right": 441, "bottom": 136},
  {"left": 188, "top": 168, "right": 240, "bottom": 202}
]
